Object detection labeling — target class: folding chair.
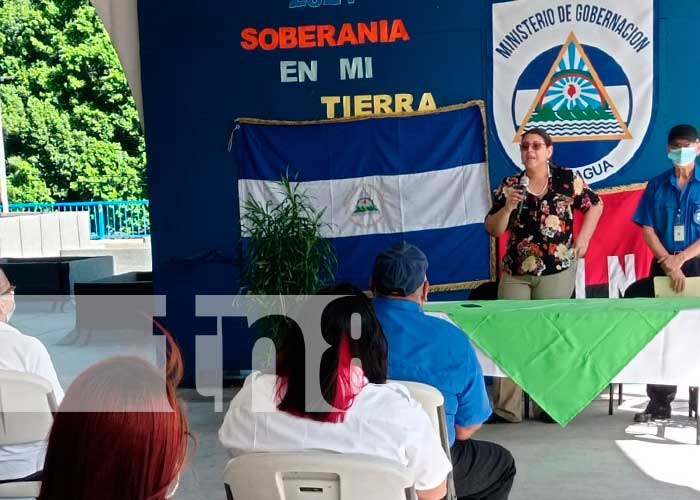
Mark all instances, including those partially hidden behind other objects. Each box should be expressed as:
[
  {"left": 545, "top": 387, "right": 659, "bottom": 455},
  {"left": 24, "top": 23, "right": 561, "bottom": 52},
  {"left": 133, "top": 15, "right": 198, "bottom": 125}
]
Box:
[
  {"left": 613, "top": 277, "right": 700, "bottom": 425},
  {"left": 391, "top": 380, "right": 456, "bottom": 500},
  {"left": 0, "top": 370, "right": 58, "bottom": 499},
  {"left": 224, "top": 451, "right": 417, "bottom": 500},
  {"left": 653, "top": 276, "right": 700, "bottom": 444}
]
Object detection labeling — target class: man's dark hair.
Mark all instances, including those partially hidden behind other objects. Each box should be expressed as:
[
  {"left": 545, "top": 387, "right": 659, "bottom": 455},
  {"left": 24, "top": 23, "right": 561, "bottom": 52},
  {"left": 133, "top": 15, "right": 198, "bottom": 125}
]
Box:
[{"left": 668, "top": 124, "right": 699, "bottom": 145}]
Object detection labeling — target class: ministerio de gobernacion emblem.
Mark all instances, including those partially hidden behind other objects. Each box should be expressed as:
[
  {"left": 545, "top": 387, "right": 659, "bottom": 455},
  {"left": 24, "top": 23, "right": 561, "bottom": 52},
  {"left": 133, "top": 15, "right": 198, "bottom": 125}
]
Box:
[{"left": 491, "top": 1, "right": 654, "bottom": 185}]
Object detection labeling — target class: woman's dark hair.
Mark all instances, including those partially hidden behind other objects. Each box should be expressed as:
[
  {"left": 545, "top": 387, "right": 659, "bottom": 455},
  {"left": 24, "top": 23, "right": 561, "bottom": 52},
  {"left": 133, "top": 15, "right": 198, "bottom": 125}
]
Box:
[
  {"left": 275, "top": 283, "right": 388, "bottom": 422},
  {"left": 522, "top": 127, "right": 553, "bottom": 147}
]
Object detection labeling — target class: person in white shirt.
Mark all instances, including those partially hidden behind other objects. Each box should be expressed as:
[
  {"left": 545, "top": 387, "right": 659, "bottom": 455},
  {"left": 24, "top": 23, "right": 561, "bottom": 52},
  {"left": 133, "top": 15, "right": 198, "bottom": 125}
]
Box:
[
  {"left": 219, "top": 284, "right": 452, "bottom": 500},
  {"left": 0, "top": 268, "right": 64, "bottom": 483}
]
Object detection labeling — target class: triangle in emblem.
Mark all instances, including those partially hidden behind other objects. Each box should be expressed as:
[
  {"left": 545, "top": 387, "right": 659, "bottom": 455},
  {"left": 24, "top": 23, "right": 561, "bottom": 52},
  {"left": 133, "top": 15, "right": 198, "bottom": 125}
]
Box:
[
  {"left": 514, "top": 32, "right": 632, "bottom": 143},
  {"left": 353, "top": 187, "right": 379, "bottom": 214}
]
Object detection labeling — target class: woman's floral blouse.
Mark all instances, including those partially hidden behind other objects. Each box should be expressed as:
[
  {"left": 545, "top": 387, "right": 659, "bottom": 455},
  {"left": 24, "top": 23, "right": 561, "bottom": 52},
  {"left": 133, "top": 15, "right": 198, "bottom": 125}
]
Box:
[{"left": 487, "top": 165, "right": 602, "bottom": 276}]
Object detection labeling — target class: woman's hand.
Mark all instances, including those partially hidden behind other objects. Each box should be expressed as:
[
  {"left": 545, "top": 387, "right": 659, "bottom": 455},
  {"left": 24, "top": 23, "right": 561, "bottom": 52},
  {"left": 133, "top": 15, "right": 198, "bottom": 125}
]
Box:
[
  {"left": 503, "top": 186, "right": 525, "bottom": 212},
  {"left": 485, "top": 184, "right": 526, "bottom": 237},
  {"left": 572, "top": 236, "right": 590, "bottom": 258}
]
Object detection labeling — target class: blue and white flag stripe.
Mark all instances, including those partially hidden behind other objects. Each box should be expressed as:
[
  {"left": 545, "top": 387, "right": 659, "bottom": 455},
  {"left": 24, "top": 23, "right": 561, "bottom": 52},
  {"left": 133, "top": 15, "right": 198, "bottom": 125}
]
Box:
[
  {"left": 239, "top": 162, "right": 489, "bottom": 238},
  {"left": 330, "top": 225, "right": 492, "bottom": 289},
  {"left": 235, "top": 107, "right": 486, "bottom": 181},
  {"left": 235, "top": 103, "right": 493, "bottom": 290}
]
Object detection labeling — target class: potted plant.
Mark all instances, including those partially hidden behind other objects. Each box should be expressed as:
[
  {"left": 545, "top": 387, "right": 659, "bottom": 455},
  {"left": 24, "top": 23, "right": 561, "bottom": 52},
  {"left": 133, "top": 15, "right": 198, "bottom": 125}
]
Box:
[{"left": 241, "top": 173, "right": 337, "bottom": 348}]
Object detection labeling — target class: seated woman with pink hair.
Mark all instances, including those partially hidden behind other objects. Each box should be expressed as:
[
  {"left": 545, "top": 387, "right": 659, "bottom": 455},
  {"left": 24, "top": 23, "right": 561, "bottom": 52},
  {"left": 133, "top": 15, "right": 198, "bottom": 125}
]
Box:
[{"left": 219, "top": 284, "right": 452, "bottom": 500}]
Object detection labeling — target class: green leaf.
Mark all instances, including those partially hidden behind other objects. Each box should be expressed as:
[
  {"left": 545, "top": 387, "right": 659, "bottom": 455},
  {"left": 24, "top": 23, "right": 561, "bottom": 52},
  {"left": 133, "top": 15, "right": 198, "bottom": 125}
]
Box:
[{"left": 241, "top": 172, "right": 338, "bottom": 344}]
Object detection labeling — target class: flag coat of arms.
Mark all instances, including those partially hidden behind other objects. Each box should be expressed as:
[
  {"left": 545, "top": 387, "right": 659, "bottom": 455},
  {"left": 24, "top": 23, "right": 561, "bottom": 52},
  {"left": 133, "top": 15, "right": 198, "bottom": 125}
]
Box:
[{"left": 235, "top": 103, "right": 493, "bottom": 290}]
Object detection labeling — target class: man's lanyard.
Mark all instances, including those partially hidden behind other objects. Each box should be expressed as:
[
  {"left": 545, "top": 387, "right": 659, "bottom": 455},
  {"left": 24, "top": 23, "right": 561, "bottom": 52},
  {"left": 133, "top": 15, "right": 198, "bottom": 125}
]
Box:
[{"left": 673, "top": 208, "right": 685, "bottom": 243}]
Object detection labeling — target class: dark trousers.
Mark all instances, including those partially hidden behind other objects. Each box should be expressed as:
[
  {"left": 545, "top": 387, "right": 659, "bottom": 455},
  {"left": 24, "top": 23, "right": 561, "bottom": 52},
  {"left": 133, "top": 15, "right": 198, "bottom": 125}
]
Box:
[
  {"left": 646, "top": 384, "right": 676, "bottom": 410},
  {"left": 625, "top": 257, "right": 700, "bottom": 410},
  {"left": 451, "top": 439, "right": 516, "bottom": 500},
  {"left": 0, "top": 470, "right": 42, "bottom": 484}
]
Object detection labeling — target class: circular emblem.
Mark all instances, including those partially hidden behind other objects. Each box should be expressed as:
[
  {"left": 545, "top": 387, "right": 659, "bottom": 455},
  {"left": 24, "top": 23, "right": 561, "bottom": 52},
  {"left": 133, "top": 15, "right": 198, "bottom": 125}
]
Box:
[
  {"left": 693, "top": 208, "right": 700, "bottom": 225},
  {"left": 492, "top": 22, "right": 653, "bottom": 185}
]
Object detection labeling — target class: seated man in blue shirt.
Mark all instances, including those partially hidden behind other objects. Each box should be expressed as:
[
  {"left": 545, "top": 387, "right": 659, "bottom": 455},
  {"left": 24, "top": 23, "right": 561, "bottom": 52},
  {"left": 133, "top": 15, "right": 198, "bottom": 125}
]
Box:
[
  {"left": 630, "top": 124, "right": 700, "bottom": 422},
  {"left": 372, "top": 242, "right": 516, "bottom": 500}
]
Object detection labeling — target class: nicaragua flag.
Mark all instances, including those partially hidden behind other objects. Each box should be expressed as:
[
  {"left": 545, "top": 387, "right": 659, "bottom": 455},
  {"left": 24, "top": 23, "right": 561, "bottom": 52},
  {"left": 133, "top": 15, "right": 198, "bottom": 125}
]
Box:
[{"left": 235, "top": 102, "right": 493, "bottom": 291}]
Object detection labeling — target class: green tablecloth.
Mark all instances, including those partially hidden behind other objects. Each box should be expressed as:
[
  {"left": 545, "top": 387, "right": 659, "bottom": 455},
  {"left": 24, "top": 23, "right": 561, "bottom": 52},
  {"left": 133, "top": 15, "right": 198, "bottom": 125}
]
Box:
[{"left": 425, "top": 298, "right": 700, "bottom": 426}]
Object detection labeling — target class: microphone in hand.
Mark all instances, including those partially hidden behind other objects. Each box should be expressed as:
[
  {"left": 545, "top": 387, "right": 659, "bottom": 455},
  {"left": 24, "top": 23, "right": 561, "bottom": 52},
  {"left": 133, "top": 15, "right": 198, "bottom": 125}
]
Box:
[{"left": 515, "top": 176, "right": 529, "bottom": 219}]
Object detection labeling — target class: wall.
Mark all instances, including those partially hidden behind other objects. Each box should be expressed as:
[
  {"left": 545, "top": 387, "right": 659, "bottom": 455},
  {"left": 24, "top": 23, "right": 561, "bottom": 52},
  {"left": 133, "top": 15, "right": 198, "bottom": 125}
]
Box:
[
  {"left": 137, "top": 0, "right": 700, "bottom": 381},
  {"left": 0, "top": 212, "right": 91, "bottom": 257}
]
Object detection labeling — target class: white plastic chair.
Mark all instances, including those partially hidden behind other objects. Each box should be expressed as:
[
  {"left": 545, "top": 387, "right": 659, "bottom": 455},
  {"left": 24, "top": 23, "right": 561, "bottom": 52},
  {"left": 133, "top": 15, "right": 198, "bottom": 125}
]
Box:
[
  {"left": 224, "top": 451, "right": 417, "bottom": 500},
  {"left": 0, "top": 370, "right": 58, "bottom": 499},
  {"left": 653, "top": 276, "right": 700, "bottom": 442},
  {"left": 390, "top": 380, "right": 456, "bottom": 500}
]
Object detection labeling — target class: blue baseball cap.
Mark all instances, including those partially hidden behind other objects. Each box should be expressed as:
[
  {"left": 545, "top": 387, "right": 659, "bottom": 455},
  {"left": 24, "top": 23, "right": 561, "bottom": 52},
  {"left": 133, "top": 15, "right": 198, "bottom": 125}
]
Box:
[{"left": 372, "top": 242, "right": 428, "bottom": 296}]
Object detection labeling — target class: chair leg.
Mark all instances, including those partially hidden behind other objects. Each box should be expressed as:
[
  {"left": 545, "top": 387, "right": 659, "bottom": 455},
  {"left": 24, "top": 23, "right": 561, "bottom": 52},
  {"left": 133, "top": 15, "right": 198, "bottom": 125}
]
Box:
[
  {"left": 618, "top": 383, "right": 623, "bottom": 405},
  {"left": 608, "top": 384, "right": 614, "bottom": 415},
  {"left": 688, "top": 387, "right": 700, "bottom": 445},
  {"left": 696, "top": 392, "right": 699, "bottom": 446},
  {"left": 688, "top": 387, "right": 693, "bottom": 418},
  {"left": 524, "top": 393, "right": 530, "bottom": 419},
  {"left": 688, "top": 387, "right": 698, "bottom": 419}
]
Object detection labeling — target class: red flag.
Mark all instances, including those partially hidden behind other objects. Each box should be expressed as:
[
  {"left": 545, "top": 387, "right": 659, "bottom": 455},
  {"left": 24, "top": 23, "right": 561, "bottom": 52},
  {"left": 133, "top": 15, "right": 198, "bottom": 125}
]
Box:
[
  {"left": 575, "top": 188, "right": 653, "bottom": 287},
  {"left": 497, "top": 186, "right": 653, "bottom": 295}
]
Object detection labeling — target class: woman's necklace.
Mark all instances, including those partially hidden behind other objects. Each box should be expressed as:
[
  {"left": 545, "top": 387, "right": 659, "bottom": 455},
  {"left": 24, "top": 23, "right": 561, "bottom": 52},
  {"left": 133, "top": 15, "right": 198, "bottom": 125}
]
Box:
[
  {"left": 525, "top": 164, "right": 550, "bottom": 197},
  {"left": 528, "top": 179, "right": 548, "bottom": 197},
  {"left": 527, "top": 177, "right": 549, "bottom": 198}
]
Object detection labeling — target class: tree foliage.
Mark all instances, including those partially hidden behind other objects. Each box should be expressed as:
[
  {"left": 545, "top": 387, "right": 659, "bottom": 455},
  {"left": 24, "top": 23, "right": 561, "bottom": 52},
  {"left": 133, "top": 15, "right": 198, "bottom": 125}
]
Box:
[{"left": 0, "top": 0, "right": 145, "bottom": 203}]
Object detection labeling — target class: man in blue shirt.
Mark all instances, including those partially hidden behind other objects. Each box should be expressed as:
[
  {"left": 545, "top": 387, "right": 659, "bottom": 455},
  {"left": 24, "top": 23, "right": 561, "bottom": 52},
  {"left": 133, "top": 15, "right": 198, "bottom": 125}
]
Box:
[
  {"left": 372, "top": 242, "right": 516, "bottom": 500},
  {"left": 631, "top": 124, "right": 700, "bottom": 422}
]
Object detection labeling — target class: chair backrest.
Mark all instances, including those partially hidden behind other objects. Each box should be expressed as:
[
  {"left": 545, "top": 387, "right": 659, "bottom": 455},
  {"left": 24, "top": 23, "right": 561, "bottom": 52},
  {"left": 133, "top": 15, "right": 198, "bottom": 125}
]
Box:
[
  {"left": 0, "top": 370, "right": 56, "bottom": 499},
  {"left": 654, "top": 276, "right": 700, "bottom": 297},
  {"left": 0, "top": 369, "right": 57, "bottom": 446},
  {"left": 389, "top": 380, "right": 455, "bottom": 500},
  {"left": 388, "top": 380, "right": 444, "bottom": 436},
  {"left": 0, "top": 481, "right": 42, "bottom": 499},
  {"left": 224, "top": 452, "right": 417, "bottom": 500}
]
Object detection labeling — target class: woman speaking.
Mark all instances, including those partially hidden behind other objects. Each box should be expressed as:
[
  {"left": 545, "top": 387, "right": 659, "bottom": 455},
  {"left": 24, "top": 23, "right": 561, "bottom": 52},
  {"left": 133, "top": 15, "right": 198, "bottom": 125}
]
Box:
[{"left": 484, "top": 127, "right": 603, "bottom": 423}]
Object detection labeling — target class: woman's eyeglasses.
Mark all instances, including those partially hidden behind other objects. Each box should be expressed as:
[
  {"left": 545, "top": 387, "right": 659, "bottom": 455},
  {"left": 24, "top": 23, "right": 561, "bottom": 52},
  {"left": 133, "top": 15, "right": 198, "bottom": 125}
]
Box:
[{"left": 520, "top": 142, "right": 547, "bottom": 151}]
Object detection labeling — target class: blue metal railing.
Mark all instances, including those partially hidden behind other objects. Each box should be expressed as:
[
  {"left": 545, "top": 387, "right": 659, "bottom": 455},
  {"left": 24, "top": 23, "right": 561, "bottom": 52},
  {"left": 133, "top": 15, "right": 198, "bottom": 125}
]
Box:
[{"left": 8, "top": 200, "right": 151, "bottom": 240}]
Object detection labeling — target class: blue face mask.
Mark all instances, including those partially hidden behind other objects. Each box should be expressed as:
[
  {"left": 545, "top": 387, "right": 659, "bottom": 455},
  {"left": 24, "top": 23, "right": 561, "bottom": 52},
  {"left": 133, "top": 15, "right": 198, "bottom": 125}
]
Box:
[{"left": 667, "top": 146, "right": 697, "bottom": 166}]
